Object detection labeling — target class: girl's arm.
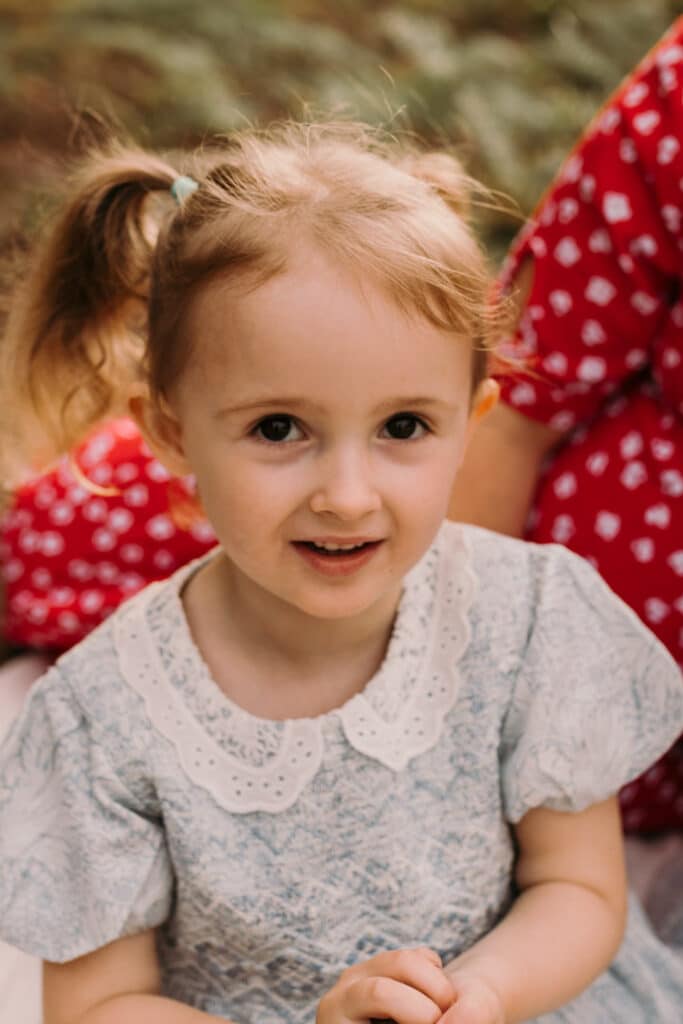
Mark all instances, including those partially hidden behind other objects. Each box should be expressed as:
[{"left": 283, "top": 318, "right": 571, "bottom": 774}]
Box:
[
  {"left": 442, "top": 797, "right": 628, "bottom": 1024},
  {"left": 45, "top": 930, "right": 454, "bottom": 1024},
  {"left": 43, "top": 930, "right": 224, "bottom": 1024}
]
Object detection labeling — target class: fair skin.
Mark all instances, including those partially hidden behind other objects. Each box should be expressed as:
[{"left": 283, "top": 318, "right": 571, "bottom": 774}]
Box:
[
  {"left": 43, "top": 250, "right": 627, "bottom": 1024},
  {"left": 143, "top": 251, "right": 494, "bottom": 721}
]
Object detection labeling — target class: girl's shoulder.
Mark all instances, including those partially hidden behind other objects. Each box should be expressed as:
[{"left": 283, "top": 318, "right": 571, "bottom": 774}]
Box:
[
  {"left": 52, "top": 576, "right": 164, "bottom": 700},
  {"left": 442, "top": 524, "right": 683, "bottom": 823},
  {"left": 452, "top": 516, "right": 592, "bottom": 572},
  {"left": 442, "top": 520, "right": 680, "bottom": 675},
  {"left": 37, "top": 553, "right": 210, "bottom": 763},
  {"left": 442, "top": 519, "right": 601, "bottom": 619},
  {"left": 0, "top": 573, "right": 179, "bottom": 963}
]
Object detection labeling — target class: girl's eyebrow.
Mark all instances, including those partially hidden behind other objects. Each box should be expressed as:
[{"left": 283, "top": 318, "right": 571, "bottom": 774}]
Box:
[
  {"left": 213, "top": 398, "right": 323, "bottom": 419},
  {"left": 373, "top": 396, "right": 461, "bottom": 413},
  {"left": 214, "top": 396, "right": 460, "bottom": 419}
]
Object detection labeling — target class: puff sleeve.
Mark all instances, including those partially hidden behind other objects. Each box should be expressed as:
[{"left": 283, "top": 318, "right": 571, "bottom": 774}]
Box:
[
  {"left": 500, "top": 545, "right": 683, "bottom": 823},
  {"left": 0, "top": 665, "right": 173, "bottom": 962}
]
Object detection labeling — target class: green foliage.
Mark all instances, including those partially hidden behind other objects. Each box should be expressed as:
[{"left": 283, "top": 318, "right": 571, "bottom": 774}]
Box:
[{"left": 0, "top": 0, "right": 681, "bottom": 259}]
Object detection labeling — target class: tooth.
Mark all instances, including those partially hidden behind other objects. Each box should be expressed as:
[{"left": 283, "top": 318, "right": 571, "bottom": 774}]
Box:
[{"left": 313, "top": 542, "right": 363, "bottom": 552}]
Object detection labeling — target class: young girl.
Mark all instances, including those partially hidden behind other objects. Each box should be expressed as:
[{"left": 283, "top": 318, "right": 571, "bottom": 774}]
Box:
[{"left": 0, "top": 123, "right": 681, "bottom": 1024}]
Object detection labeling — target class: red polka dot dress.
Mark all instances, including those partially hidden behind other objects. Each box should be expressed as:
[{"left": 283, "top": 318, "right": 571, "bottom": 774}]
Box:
[
  {"left": 498, "top": 19, "right": 683, "bottom": 831},
  {"left": 0, "top": 418, "right": 216, "bottom": 651}
]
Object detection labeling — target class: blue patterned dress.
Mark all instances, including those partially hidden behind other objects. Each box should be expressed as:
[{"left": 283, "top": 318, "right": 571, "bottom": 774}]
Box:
[{"left": 1, "top": 523, "right": 682, "bottom": 1021}]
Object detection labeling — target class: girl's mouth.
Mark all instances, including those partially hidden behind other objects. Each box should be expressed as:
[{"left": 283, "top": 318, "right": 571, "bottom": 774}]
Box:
[{"left": 292, "top": 539, "right": 383, "bottom": 576}]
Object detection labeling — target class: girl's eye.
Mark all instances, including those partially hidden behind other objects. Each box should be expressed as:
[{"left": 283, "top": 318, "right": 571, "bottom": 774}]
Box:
[
  {"left": 254, "top": 415, "right": 303, "bottom": 443},
  {"left": 381, "top": 414, "right": 428, "bottom": 440}
]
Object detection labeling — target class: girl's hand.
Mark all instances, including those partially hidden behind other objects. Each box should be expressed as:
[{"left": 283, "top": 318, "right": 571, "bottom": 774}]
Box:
[
  {"left": 317, "top": 947, "right": 455, "bottom": 1024},
  {"left": 438, "top": 973, "right": 504, "bottom": 1024}
]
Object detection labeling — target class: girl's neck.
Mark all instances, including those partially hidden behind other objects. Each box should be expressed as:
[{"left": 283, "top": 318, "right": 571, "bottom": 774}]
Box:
[{"left": 181, "top": 553, "right": 402, "bottom": 720}]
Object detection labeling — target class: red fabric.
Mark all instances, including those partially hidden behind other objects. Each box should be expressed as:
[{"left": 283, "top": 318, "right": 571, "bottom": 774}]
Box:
[
  {"left": 0, "top": 419, "right": 216, "bottom": 651},
  {"left": 498, "top": 19, "right": 683, "bottom": 831}
]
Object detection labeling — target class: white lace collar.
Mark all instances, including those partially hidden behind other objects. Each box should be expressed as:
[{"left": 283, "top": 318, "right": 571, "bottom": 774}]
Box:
[{"left": 115, "top": 523, "right": 476, "bottom": 814}]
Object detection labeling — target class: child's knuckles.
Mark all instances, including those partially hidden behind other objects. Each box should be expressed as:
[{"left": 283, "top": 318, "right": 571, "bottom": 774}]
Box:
[
  {"left": 414, "top": 946, "right": 442, "bottom": 966},
  {"left": 390, "top": 947, "right": 422, "bottom": 975},
  {"left": 363, "top": 974, "right": 393, "bottom": 1006},
  {"left": 362, "top": 949, "right": 409, "bottom": 981},
  {"left": 338, "top": 962, "right": 363, "bottom": 984},
  {"left": 366, "top": 951, "right": 394, "bottom": 973}
]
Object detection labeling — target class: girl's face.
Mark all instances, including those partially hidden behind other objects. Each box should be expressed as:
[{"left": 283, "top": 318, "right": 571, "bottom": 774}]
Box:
[{"left": 148, "top": 249, "right": 488, "bottom": 626}]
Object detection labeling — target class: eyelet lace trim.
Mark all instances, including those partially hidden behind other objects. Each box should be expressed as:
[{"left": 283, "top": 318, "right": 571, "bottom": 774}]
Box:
[
  {"left": 338, "top": 527, "right": 475, "bottom": 770},
  {"left": 115, "top": 524, "right": 476, "bottom": 812},
  {"left": 116, "top": 601, "right": 323, "bottom": 813}
]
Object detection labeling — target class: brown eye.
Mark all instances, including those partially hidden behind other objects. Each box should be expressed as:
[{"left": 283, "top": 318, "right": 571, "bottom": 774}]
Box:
[
  {"left": 382, "top": 414, "right": 427, "bottom": 440},
  {"left": 255, "top": 416, "right": 302, "bottom": 443}
]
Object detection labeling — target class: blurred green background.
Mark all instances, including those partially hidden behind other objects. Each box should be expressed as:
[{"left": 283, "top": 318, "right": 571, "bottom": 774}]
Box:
[{"left": 0, "top": 0, "right": 681, "bottom": 261}]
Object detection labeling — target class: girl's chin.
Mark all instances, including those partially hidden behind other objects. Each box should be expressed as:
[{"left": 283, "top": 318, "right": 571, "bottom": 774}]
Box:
[{"left": 286, "top": 582, "right": 403, "bottom": 624}]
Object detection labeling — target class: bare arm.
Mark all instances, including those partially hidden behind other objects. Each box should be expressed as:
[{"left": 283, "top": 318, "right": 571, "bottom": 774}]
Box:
[
  {"left": 448, "top": 401, "right": 563, "bottom": 536},
  {"left": 441, "top": 798, "right": 628, "bottom": 1023},
  {"left": 43, "top": 929, "right": 225, "bottom": 1024},
  {"left": 45, "top": 929, "right": 455, "bottom": 1024}
]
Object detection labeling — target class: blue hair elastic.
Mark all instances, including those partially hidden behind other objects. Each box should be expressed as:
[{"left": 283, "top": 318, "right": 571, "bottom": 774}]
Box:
[{"left": 170, "top": 175, "right": 199, "bottom": 204}]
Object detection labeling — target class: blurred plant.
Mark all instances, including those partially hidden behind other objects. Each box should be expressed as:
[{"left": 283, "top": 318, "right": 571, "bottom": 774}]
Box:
[{"left": 0, "top": 0, "right": 680, "bottom": 260}]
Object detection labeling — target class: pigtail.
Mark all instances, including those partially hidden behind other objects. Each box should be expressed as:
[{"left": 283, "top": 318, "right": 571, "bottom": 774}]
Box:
[{"left": 0, "top": 144, "right": 179, "bottom": 484}]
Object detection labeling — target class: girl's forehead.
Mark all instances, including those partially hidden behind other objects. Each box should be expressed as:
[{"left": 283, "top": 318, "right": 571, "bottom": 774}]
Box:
[
  {"left": 189, "top": 246, "right": 450, "bottom": 350},
  {"left": 180, "top": 256, "right": 473, "bottom": 409}
]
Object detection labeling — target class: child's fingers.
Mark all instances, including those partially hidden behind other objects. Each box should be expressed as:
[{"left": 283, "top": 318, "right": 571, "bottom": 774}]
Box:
[
  {"left": 350, "top": 949, "right": 454, "bottom": 1012},
  {"left": 413, "top": 946, "right": 444, "bottom": 968},
  {"left": 344, "top": 976, "right": 444, "bottom": 1024},
  {"left": 439, "top": 980, "right": 504, "bottom": 1024}
]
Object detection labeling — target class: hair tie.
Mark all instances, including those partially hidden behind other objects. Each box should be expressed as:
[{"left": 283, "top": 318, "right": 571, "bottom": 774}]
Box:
[{"left": 170, "top": 175, "right": 199, "bottom": 205}]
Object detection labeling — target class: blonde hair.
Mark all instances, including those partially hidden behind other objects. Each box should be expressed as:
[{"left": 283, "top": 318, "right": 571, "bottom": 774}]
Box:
[{"left": 1, "top": 122, "right": 498, "bottom": 483}]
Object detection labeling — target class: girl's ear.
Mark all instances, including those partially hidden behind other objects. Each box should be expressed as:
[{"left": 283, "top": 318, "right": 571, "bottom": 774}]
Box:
[
  {"left": 468, "top": 377, "right": 499, "bottom": 429},
  {"left": 453, "top": 379, "right": 499, "bottom": 473},
  {"left": 128, "top": 389, "right": 193, "bottom": 477}
]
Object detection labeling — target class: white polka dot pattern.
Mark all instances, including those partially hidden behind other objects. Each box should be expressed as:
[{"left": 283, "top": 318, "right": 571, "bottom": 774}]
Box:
[
  {"left": 498, "top": 21, "right": 683, "bottom": 830},
  {"left": 0, "top": 419, "right": 216, "bottom": 651}
]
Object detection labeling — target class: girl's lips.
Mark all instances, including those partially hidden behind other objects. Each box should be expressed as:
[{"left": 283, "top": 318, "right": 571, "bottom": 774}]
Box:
[{"left": 292, "top": 539, "right": 383, "bottom": 577}]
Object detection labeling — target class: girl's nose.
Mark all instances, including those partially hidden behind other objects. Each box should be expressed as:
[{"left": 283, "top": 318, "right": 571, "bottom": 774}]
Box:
[{"left": 309, "top": 448, "right": 382, "bottom": 520}]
